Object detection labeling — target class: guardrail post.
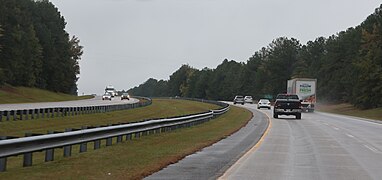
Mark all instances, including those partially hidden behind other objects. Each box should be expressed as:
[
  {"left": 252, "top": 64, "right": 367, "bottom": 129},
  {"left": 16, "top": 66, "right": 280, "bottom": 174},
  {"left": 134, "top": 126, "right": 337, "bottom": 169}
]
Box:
[
  {"left": 23, "top": 133, "right": 34, "bottom": 167},
  {"left": 117, "top": 135, "right": 122, "bottom": 143},
  {"left": 126, "top": 134, "right": 132, "bottom": 140},
  {"left": 55, "top": 108, "right": 59, "bottom": 117},
  {"left": 0, "top": 158, "right": 6, "bottom": 172},
  {"left": 94, "top": 139, "right": 101, "bottom": 149},
  {"left": 31, "top": 109, "right": 35, "bottom": 119},
  {"left": 80, "top": 142, "right": 87, "bottom": 152},
  {"left": 135, "top": 132, "right": 140, "bottom": 139},
  {"left": 80, "top": 127, "right": 88, "bottom": 152},
  {"left": 45, "top": 131, "right": 55, "bottom": 162},
  {"left": 47, "top": 108, "right": 50, "bottom": 118},
  {"left": 25, "top": 110, "right": 29, "bottom": 120},
  {"left": 106, "top": 137, "right": 113, "bottom": 146},
  {"left": 6, "top": 111, "right": 10, "bottom": 121},
  {"left": 12, "top": 110, "right": 16, "bottom": 120},
  {"left": 142, "top": 131, "right": 147, "bottom": 136},
  {"left": 0, "top": 111, "right": 2, "bottom": 121},
  {"left": 63, "top": 128, "right": 73, "bottom": 157},
  {"left": 51, "top": 108, "right": 55, "bottom": 118},
  {"left": 18, "top": 110, "right": 22, "bottom": 120}
]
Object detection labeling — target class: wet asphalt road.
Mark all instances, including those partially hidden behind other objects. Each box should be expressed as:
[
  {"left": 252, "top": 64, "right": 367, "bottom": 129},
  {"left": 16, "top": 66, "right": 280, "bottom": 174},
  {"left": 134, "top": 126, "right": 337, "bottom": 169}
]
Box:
[
  {"left": 146, "top": 103, "right": 382, "bottom": 180},
  {"left": 0, "top": 96, "right": 139, "bottom": 111},
  {"left": 220, "top": 104, "right": 382, "bottom": 180}
]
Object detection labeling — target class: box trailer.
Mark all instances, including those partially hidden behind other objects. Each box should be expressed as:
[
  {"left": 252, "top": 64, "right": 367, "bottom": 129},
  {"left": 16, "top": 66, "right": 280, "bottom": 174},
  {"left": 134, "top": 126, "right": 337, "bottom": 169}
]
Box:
[{"left": 287, "top": 78, "right": 317, "bottom": 112}]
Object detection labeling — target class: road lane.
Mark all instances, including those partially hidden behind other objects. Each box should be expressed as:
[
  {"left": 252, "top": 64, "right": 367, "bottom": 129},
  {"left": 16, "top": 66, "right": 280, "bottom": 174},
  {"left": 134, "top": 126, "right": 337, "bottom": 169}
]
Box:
[
  {"left": 0, "top": 96, "right": 139, "bottom": 111},
  {"left": 220, "top": 104, "right": 382, "bottom": 180}
]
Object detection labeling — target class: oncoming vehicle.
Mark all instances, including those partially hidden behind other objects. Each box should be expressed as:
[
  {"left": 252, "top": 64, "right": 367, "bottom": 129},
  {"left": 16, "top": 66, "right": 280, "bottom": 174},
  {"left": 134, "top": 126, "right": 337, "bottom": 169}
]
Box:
[
  {"left": 233, "top": 95, "right": 245, "bottom": 105},
  {"left": 257, "top": 99, "right": 271, "bottom": 109},
  {"left": 273, "top": 94, "right": 302, "bottom": 119},
  {"left": 105, "top": 85, "right": 116, "bottom": 97},
  {"left": 121, "top": 93, "right": 130, "bottom": 100},
  {"left": 244, "top": 96, "right": 253, "bottom": 104},
  {"left": 102, "top": 93, "right": 112, "bottom": 101}
]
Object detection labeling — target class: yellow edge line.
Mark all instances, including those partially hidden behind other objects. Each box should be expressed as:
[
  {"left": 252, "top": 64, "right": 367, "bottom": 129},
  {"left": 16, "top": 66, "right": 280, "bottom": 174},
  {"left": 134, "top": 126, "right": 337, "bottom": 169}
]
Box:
[{"left": 218, "top": 111, "right": 272, "bottom": 180}]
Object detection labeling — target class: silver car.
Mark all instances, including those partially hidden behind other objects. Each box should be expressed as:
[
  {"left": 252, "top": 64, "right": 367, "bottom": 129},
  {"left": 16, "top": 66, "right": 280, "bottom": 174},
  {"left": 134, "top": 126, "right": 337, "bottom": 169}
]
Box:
[
  {"left": 244, "top": 96, "right": 253, "bottom": 104},
  {"left": 257, "top": 99, "right": 271, "bottom": 109},
  {"left": 102, "top": 93, "right": 112, "bottom": 100},
  {"left": 233, "top": 95, "right": 245, "bottom": 105}
]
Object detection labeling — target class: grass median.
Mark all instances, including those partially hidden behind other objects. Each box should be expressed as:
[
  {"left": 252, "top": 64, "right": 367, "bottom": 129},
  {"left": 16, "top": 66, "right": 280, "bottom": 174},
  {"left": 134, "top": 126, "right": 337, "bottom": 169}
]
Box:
[
  {"left": 0, "top": 86, "right": 92, "bottom": 104},
  {"left": 0, "top": 99, "right": 219, "bottom": 137},
  {"left": 0, "top": 104, "right": 251, "bottom": 179}
]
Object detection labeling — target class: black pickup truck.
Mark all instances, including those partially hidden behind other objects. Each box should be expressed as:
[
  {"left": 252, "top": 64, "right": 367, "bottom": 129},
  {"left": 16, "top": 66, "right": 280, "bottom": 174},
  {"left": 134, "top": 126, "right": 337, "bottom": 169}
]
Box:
[{"left": 273, "top": 94, "right": 302, "bottom": 119}]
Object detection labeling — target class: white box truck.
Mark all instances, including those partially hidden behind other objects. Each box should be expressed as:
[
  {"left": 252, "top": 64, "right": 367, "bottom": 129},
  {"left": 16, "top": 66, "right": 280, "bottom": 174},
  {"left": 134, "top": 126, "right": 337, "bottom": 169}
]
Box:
[{"left": 287, "top": 78, "right": 317, "bottom": 112}]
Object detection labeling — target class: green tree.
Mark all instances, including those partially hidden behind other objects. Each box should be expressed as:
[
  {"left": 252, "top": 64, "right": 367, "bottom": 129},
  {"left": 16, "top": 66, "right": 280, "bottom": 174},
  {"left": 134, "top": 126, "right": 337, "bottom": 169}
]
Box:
[
  {"left": 167, "top": 64, "right": 197, "bottom": 97},
  {"left": 353, "top": 25, "right": 382, "bottom": 108}
]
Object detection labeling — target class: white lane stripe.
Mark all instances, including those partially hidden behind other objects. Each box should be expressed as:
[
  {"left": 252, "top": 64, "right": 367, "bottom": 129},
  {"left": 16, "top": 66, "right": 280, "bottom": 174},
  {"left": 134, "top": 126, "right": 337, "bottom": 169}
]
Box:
[
  {"left": 323, "top": 123, "right": 329, "bottom": 126},
  {"left": 333, "top": 127, "right": 339, "bottom": 130},
  {"left": 364, "top": 145, "right": 379, "bottom": 153}
]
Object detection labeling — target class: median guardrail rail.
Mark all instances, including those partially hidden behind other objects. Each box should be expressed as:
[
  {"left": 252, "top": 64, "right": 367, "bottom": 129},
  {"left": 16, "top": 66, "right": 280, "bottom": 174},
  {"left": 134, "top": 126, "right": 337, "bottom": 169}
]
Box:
[
  {"left": 0, "top": 96, "right": 152, "bottom": 122},
  {"left": 0, "top": 98, "right": 229, "bottom": 172}
]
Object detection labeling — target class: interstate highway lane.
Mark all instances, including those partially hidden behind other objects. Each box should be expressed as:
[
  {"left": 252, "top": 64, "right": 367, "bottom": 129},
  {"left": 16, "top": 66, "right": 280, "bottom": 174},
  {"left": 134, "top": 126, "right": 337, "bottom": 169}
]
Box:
[
  {"left": 0, "top": 96, "right": 139, "bottom": 111},
  {"left": 220, "top": 104, "right": 382, "bottom": 180}
]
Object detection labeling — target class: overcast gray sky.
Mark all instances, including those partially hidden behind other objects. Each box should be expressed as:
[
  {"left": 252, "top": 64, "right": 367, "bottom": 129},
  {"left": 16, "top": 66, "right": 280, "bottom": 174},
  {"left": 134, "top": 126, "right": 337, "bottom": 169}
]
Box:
[{"left": 50, "top": 0, "right": 381, "bottom": 95}]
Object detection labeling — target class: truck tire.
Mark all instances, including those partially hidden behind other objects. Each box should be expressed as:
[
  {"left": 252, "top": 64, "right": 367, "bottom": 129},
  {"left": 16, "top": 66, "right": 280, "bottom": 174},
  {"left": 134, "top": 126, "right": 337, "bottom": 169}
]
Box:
[{"left": 296, "top": 113, "right": 301, "bottom": 119}]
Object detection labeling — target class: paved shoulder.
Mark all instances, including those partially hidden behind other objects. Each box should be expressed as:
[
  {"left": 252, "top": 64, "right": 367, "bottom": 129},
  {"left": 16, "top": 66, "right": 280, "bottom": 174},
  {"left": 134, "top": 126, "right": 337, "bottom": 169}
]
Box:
[{"left": 145, "top": 105, "right": 269, "bottom": 180}]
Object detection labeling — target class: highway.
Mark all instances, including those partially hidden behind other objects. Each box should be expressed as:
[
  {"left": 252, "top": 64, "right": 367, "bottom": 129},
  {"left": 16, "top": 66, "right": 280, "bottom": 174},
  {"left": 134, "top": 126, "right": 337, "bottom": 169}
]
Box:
[
  {"left": 220, "top": 104, "right": 382, "bottom": 180},
  {"left": 146, "top": 103, "right": 382, "bottom": 180},
  {"left": 0, "top": 96, "right": 139, "bottom": 111}
]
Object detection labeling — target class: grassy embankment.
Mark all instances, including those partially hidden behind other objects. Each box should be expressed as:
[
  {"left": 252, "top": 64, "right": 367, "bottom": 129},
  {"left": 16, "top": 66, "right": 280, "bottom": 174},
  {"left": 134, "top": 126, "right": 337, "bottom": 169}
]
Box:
[
  {"left": 0, "top": 98, "right": 252, "bottom": 179},
  {"left": 0, "top": 86, "right": 92, "bottom": 104},
  {"left": 317, "top": 103, "right": 382, "bottom": 121}
]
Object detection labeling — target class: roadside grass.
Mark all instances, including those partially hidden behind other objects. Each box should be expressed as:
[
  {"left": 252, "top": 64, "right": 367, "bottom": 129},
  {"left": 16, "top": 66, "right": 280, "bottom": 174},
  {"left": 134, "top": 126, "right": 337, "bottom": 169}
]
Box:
[
  {"left": 0, "top": 99, "right": 219, "bottom": 137},
  {"left": 0, "top": 86, "right": 92, "bottom": 104},
  {"left": 317, "top": 103, "right": 382, "bottom": 121},
  {"left": 0, "top": 105, "right": 251, "bottom": 180}
]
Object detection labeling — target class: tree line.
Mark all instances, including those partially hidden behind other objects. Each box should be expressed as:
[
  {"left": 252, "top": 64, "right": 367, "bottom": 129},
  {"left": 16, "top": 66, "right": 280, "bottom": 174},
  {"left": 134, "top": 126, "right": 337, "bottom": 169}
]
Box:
[
  {"left": 129, "top": 4, "right": 382, "bottom": 109},
  {"left": 0, "top": 0, "right": 83, "bottom": 94}
]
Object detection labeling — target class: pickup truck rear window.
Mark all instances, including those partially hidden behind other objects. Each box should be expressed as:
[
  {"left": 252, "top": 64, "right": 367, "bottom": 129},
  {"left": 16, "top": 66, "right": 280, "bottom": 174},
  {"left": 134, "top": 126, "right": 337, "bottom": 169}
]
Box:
[{"left": 276, "top": 94, "right": 299, "bottom": 100}]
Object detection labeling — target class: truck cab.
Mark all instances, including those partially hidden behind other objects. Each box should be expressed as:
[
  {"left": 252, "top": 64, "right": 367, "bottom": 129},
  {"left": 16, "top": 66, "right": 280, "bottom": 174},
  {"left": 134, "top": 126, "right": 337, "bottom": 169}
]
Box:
[{"left": 105, "top": 85, "right": 116, "bottom": 97}]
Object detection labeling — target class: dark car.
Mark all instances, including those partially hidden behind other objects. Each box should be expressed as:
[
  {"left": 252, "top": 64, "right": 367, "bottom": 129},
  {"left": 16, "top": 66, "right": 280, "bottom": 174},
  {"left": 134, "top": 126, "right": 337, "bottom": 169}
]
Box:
[{"left": 273, "top": 94, "right": 302, "bottom": 119}]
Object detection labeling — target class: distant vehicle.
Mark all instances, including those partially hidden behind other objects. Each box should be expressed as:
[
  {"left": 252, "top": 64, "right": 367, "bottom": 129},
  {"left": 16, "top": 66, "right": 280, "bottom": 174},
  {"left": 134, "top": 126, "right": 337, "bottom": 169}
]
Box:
[
  {"left": 273, "top": 94, "right": 302, "bottom": 119},
  {"left": 257, "top": 99, "right": 271, "bottom": 109},
  {"left": 102, "top": 93, "right": 112, "bottom": 100},
  {"left": 244, "top": 96, "right": 253, "bottom": 104},
  {"left": 121, "top": 93, "right": 130, "bottom": 100},
  {"left": 233, "top": 95, "right": 245, "bottom": 105},
  {"left": 105, "top": 85, "right": 116, "bottom": 97},
  {"left": 287, "top": 78, "right": 317, "bottom": 112}
]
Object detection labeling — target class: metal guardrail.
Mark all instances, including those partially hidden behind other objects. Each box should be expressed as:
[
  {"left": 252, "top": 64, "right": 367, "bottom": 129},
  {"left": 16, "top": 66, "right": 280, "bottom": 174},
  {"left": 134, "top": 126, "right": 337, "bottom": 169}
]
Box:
[
  {"left": 0, "top": 98, "right": 229, "bottom": 172},
  {"left": 0, "top": 97, "right": 152, "bottom": 122}
]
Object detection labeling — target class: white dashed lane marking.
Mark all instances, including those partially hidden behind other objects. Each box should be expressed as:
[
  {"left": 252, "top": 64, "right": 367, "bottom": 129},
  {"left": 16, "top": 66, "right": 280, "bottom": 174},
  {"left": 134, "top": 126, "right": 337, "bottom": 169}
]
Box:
[{"left": 364, "top": 145, "right": 379, "bottom": 153}]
